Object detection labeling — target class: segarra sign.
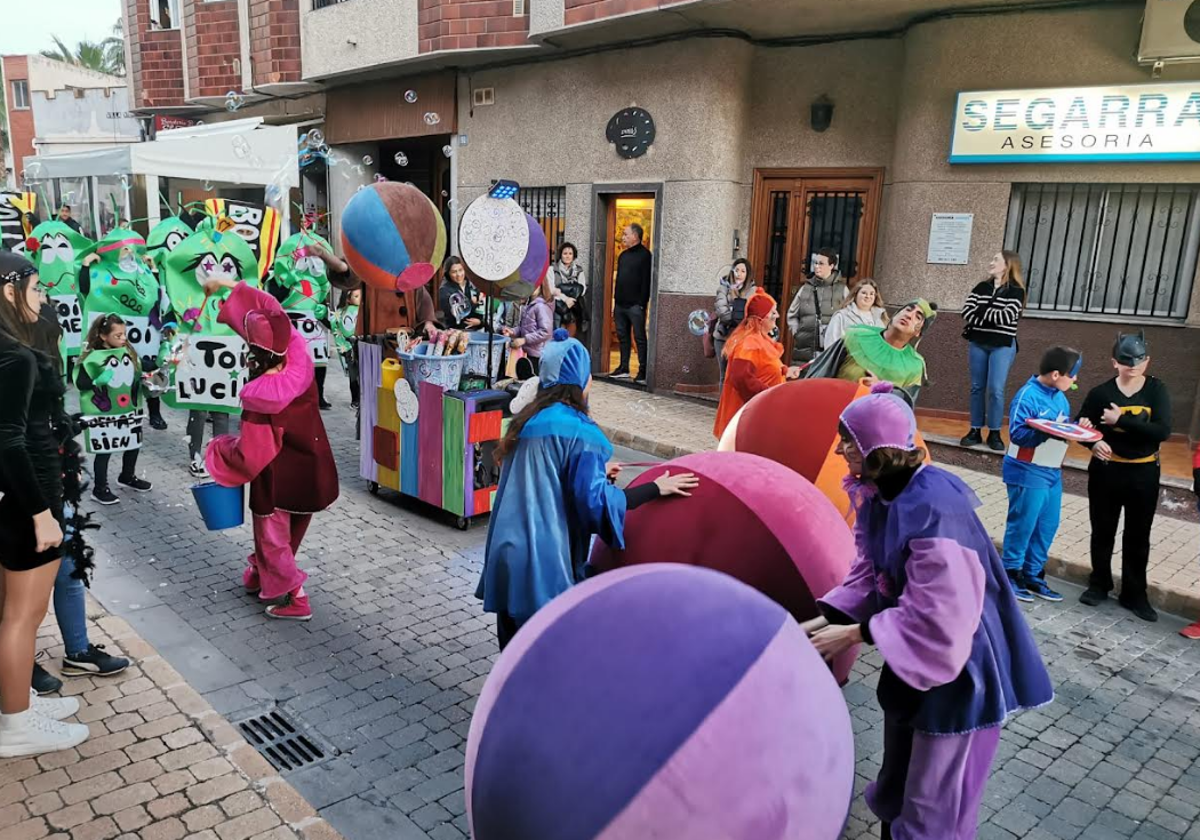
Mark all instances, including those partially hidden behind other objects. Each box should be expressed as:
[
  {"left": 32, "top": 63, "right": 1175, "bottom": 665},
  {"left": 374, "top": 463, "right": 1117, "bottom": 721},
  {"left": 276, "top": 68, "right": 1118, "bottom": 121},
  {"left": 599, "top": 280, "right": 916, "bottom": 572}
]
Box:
[{"left": 950, "top": 82, "right": 1200, "bottom": 163}]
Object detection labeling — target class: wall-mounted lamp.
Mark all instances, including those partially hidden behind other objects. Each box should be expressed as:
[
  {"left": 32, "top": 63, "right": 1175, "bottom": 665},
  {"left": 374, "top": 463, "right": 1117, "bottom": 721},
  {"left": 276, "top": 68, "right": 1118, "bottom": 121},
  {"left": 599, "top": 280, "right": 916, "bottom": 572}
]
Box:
[{"left": 811, "top": 95, "right": 834, "bottom": 133}]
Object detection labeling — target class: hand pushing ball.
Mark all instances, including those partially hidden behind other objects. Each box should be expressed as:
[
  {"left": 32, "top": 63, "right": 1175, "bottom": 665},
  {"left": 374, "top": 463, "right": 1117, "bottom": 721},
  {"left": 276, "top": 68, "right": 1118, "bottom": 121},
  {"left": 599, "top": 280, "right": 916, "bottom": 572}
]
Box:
[
  {"left": 589, "top": 450, "right": 858, "bottom": 683},
  {"left": 340, "top": 182, "right": 446, "bottom": 292},
  {"left": 465, "top": 564, "right": 855, "bottom": 840}
]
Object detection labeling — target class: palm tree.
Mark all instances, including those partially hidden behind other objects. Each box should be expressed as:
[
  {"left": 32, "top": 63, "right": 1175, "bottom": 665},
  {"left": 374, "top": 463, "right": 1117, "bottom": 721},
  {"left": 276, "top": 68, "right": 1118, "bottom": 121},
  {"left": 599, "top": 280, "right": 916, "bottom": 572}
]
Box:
[{"left": 41, "top": 21, "right": 126, "bottom": 77}]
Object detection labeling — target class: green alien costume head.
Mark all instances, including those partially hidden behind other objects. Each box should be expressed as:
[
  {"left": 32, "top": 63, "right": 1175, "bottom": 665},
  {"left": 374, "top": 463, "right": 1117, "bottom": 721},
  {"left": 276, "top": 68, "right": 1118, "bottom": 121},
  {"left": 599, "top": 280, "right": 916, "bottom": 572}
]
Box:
[
  {"left": 78, "top": 346, "right": 143, "bottom": 454},
  {"left": 81, "top": 227, "right": 164, "bottom": 363},
  {"left": 147, "top": 216, "right": 196, "bottom": 274},
  {"left": 162, "top": 216, "right": 260, "bottom": 337},
  {"left": 30, "top": 219, "right": 93, "bottom": 358},
  {"left": 274, "top": 230, "right": 332, "bottom": 319}
]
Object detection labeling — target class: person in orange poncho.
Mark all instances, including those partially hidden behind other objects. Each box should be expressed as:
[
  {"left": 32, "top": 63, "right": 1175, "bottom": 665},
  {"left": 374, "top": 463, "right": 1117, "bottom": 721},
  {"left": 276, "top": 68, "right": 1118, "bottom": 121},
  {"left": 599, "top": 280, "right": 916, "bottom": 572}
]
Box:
[{"left": 714, "top": 290, "right": 801, "bottom": 438}]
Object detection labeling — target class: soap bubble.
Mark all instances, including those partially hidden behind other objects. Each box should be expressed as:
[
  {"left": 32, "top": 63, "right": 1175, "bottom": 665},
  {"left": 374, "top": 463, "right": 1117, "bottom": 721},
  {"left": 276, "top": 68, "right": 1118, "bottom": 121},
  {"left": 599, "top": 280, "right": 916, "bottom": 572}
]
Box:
[
  {"left": 307, "top": 128, "right": 325, "bottom": 146},
  {"left": 423, "top": 112, "right": 440, "bottom": 126},
  {"left": 687, "top": 310, "right": 711, "bottom": 336},
  {"left": 362, "top": 155, "right": 374, "bottom": 166},
  {"left": 231, "top": 136, "right": 251, "bottom": 159},
  {"left": 442, "top": 144, "right": 454, "bottom": 158},
  {"left": 225, "top": 91, "right": 245, "bottom": 112},
  {"left": 354, "top": 165, "right": 364, "bottom": 177},
  {"left": 265, "top": 184, "right": 283, "bottom": 204},
  {"left": 204, "top": 180, "right": 214, "bottom": 191},
  {"left": 682, "top": 365, "right": 691, "bottom": 374},
  {"left": 119, "top": 174, "right": 131, "bottom": 191},
  {"left": 394, "top": 152, "right": 408, "bottom": 167},
  {"left": 404, "top": 90, "right": 418, "bottom": 104},
  {"left": 441, "top": 190, "right": 449, "bottom": 198},
  {"left": 356, "top": 185, "right": 366, "bottom": 192},
  {"left": 374, "top": 174, "right": 388, "bottom": 183}
]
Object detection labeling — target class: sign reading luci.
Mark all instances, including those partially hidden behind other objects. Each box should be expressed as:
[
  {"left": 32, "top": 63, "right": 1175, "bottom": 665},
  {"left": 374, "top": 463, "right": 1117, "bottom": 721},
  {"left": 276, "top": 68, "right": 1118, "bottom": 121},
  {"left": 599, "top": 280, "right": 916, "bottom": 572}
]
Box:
[{"left": 950, "top": 82, "right": 1200, "bottom": 163}]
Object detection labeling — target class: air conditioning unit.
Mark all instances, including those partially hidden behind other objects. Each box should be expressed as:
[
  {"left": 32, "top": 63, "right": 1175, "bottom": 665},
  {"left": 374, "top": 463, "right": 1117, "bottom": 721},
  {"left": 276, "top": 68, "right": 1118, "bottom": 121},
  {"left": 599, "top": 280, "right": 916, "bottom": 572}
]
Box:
[{"left": 1139, "top": 0, "right": 1200, "bottom": 64}]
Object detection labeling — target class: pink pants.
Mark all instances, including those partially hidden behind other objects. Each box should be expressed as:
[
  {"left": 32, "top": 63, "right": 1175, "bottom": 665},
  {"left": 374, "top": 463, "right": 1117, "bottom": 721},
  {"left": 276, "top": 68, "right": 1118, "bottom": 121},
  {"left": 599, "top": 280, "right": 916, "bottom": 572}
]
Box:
[{"left": 249, "top": 511, "right": 311, "bottom": 600}]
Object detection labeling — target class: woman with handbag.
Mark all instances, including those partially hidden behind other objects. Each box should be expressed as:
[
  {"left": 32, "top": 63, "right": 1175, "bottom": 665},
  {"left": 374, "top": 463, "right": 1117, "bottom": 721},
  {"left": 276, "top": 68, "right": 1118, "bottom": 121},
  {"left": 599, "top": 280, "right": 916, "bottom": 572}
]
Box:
[
  {"left": 551, "top": 243, "right": 589, "bottom": 346},
  {"left": 712, "top": 259, "right": 756, "bottom": 386}
]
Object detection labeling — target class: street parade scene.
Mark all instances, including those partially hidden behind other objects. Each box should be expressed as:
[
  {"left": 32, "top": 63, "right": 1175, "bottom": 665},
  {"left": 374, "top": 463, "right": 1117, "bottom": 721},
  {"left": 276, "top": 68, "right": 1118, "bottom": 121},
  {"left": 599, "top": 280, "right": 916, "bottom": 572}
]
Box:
[{"left": 3, "top": 1, "right": 1200, "bottom": 838}]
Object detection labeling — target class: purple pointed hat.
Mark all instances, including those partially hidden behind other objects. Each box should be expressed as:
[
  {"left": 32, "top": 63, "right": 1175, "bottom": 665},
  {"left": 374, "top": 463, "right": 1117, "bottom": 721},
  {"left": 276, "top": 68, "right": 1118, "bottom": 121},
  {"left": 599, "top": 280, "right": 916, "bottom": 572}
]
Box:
[{"left": 838, "top": 381, "right": 918, "bottom": 457}]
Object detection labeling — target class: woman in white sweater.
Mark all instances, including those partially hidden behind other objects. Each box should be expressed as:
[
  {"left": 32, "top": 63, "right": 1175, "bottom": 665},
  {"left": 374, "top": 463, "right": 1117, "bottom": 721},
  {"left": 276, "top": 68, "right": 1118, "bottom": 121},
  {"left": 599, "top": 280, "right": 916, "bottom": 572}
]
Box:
[{"left": 823, "top": 279, "right": 889, "bottom": 347}]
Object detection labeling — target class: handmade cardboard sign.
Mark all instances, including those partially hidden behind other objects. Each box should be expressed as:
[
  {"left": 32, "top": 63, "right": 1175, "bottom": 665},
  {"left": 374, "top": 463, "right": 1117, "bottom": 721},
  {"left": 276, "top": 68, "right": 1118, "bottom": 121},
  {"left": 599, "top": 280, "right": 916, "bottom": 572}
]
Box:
[
  {"left": 173, "top": 334, "right": 248, "bottom": 411},
  {"left": 287, "top": 310, "right": 331, "bottom": 366}
]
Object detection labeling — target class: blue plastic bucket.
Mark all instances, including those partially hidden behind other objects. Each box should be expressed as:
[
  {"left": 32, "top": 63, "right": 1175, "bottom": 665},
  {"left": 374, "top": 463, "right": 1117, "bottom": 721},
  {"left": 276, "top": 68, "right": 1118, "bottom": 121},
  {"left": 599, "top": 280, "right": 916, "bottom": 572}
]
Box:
[
  {"left": 191, "top": 482, "right": 245, "bottom": 531},
  {"left": 466, "top": 333, "right": 507, "bottom": 380}
]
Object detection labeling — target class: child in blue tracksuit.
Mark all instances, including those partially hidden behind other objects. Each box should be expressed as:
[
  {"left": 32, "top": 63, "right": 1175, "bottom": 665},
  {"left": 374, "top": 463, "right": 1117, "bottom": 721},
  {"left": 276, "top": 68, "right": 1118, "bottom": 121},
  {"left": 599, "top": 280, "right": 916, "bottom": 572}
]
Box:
[{"left": 1001, "top": 346, "right": 1086, "bottom": 603}]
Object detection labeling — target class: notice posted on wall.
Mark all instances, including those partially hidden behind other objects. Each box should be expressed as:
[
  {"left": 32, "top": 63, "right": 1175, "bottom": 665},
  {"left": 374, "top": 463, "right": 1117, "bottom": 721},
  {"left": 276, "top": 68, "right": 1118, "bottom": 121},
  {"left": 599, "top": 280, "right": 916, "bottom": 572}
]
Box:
[{"left": 927, "top": 213, "right": 974, "bottom": 265}]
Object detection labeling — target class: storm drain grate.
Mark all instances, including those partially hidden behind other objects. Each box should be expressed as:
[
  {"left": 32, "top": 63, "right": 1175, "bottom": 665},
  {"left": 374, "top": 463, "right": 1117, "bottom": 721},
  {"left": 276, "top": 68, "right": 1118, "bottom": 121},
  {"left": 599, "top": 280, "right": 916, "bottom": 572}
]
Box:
[{"left": 237, "top": 710, "right": 327, "bottom": 772}]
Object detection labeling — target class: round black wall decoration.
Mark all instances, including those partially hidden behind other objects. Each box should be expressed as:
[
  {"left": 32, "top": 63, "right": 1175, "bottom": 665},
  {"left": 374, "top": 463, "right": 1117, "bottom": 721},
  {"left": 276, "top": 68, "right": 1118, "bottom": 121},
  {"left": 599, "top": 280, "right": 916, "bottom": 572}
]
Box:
[{"left": 606, "top": 107, "right": 656, "bottom": 159}]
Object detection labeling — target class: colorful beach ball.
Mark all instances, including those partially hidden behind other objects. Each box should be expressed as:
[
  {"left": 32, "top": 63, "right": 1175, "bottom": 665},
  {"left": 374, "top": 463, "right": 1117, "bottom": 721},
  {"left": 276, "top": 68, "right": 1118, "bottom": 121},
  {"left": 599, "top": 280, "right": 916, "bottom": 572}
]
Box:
[
  {"left": 465, "top": 564, "right": 855, "bottom": 840},
  {"left": 589, "top": 450, "right": 858, "bottom": 684},
  {"left": 340, "top": 182, "right": 446, "bottom": 292},
  {"left": 718, "top": 378, "right": 929, "bottom": 523}
]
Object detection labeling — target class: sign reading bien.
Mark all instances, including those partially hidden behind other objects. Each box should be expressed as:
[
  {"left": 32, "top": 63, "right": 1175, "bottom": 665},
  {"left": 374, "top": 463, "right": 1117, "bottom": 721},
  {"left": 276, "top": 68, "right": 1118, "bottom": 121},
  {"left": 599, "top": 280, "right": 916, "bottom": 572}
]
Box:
[{"left": 950, "top": 82, "right": 1200, "bottom": 164}]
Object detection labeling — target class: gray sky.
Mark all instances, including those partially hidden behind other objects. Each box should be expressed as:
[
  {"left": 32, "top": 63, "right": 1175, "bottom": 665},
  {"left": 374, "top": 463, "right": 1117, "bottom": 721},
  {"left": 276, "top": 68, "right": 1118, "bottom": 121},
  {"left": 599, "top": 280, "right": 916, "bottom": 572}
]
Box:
[{"left": 0, "top": 0, "right": 123, "bottom": 57}]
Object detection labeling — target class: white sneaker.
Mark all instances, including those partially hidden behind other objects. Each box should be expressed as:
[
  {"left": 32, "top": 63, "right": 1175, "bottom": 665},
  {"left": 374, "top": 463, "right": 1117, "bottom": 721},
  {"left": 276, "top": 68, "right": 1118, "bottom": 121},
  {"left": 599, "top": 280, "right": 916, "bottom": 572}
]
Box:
[
  {"left": 29, "top": 688, "right": 80, "bottom": 721},
  {"left": 0, "top": 710, "right": 90, "bottom": 757},
  {"left": 189, "top": 457, "right": 209, "bottom": 479}
]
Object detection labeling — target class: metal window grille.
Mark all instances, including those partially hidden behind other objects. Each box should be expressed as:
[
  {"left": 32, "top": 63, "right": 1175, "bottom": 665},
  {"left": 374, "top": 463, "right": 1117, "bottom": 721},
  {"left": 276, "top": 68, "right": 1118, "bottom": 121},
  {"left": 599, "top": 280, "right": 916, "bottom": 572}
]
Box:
[
  {"left": 312, "top": 0, "right": 348, "bottom": 9},
  {"left": 1004, "top": 183, "right": 1200, "bottom": 320},
  {"left": 805, "top": 191, "right": 864, "bottom": 282},
  {"left": 518, "top": 186, "right": 566, "bottom": 262}
]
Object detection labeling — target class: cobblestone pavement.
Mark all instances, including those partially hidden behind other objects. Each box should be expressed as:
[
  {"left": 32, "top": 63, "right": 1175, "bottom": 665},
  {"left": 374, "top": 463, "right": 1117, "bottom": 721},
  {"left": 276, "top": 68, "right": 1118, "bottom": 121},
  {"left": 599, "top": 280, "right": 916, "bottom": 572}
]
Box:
[{"left": 70, "top": 372, "right": 1200, "bottom": 840}]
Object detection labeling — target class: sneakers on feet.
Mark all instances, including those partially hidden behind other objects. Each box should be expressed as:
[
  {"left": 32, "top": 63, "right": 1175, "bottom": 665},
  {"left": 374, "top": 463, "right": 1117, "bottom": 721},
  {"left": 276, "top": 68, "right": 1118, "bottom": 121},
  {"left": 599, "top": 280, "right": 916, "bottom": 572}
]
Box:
[
  {"left": 149, "top": 415, "right": 168, "bottom": 431},
  {"left": 1024, "top": 577, "right": 1063, "bottom": 602},
  {"left": 117, "top": 474, "right": 152, "bottom": 492},
  {"left": 1119, "top": 598, "right": 1158, "bottom": 622},
  {"left": 91, "top": 486, "right": 119, "bottom": 505},
  {"left": 63, "top": 644, "right": 130, "bottom": 677},
  {"left": 189, "top": 458, "right": 209, "bottom": 479},
  {"left": 28, "top": 689, "right": 79, "bottom": 721},
  {"left": 243, "top": 566, "right": 261, "bottom": 595},
  {"left": 634, "top": 370, "right": 647, "bottom": 383},
  {"left": 1181, "top": 620, "right": 1200, "bottom": 640},
  {"left": 1007, "top": 573, "right": 1034, "bottom": 603},
  {"left": 319, "top": 398, "right": 333, "bottom": 411},
  {"left": 959, "top": 428, "right": 983, "bottom": 447},
  {"left": 609, "top": 367, "right": 630, "bottom": 379},
  {"left": 265, "top": 592, "right": 312, "bottom": 621},
  {"left": 1079, "top": 587, "right": 1108, "bottom": 607},
  {"left": 0, "top": 710, "right": 90, "bottom": 758},
  {"left": 32, "top": 659, "right": 62, "bottom": 695},
  {"left": 986, "top": 430, "right": 1006, "bottom": 452}
]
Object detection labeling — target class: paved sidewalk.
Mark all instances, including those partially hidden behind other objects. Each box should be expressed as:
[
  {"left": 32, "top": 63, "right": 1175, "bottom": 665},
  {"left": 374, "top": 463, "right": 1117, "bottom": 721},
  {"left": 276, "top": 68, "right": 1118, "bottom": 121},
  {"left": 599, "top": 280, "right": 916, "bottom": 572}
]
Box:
[
  {"left": 590, "top": 381, "right": 1200, "bottom": 618},
  {"left": 0, "top": 598, "right": 344, "bottom": 840}
]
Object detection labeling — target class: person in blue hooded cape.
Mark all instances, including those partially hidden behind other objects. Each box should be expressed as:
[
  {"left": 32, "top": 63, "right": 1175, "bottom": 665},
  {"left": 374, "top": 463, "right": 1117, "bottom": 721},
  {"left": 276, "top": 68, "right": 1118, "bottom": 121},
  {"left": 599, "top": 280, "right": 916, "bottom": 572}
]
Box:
[{"left": 477, "top": 329, "right": 699, "bottom": 649}]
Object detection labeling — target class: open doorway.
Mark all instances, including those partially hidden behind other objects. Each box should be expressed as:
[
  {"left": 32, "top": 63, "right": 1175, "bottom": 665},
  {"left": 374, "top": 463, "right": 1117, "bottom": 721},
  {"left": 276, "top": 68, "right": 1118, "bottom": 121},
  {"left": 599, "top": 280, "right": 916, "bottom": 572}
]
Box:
[{"left": 596, "top": 193, "right": 657, "bottom": 381}]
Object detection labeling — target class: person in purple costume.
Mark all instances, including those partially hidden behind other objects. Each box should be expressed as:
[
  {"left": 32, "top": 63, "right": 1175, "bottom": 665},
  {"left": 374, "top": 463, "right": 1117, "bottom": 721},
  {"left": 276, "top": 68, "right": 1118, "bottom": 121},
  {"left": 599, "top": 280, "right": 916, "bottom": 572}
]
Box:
[{"left": 802, "top": 382, "right": 1053, "bottom": 840}]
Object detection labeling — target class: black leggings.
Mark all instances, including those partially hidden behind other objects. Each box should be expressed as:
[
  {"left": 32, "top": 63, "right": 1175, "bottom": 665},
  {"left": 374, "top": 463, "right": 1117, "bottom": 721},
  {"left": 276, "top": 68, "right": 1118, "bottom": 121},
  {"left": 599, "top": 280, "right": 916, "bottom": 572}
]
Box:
[
  {"left": 1088, "top": 460, "right": 1160, "bottom": 606},
  {"left": 315, "top": 366, "right": 328, "bottom": 402},
  {"left": 94, "top": 450, "right": 139, "bottom": 490},
  {"left": 496, "top": 613, "right": 521, "bottom": 651}
]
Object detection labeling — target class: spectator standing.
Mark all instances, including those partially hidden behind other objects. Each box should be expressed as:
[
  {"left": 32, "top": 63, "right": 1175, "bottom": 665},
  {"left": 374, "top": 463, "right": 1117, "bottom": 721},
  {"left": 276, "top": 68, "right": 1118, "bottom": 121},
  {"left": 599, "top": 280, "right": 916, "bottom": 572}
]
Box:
[
  {"left": 57, "top": 204, "right": 82, "bottom": 235},
  {"left": 961, "top": 251, "right": 1026, "bottom": 451},
  {"left": 824, "top": 279, "right": 888, "bottom": 347},
  {"left": 712, "top": 258, "right": 757, "bottom": 386},
  {"left": 438, "top": 256, "right": 483, "bottom": 331},
  {"left": 611, "top": 224, "right": 652, "bottom": 383},
  {"left": 552, "top": 242, "right": 589, "bottom": 344},
  {"left": 787, "top": 247, "right": 848, "bottom": 365}
]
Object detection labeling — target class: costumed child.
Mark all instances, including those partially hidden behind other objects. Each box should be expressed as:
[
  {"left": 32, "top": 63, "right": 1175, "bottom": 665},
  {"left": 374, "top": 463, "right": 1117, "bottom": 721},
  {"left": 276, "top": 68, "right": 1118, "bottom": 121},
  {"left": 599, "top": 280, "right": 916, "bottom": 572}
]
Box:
[
  {"left": 804, "top": 383, "right": 1053, "bottom": 840},
  {"left": 201, "top": 276, "right": 339, "bottom": 622},
  {"left": 332, "top": 286, "right": 361, "bottom": 409},
  {"left": 27, "top": 217, "right": 92, "bottom": 379},
  {"left": 1077, "top": 331, "right": 1170, "bottom": 623},
  {"left": 477, "top": 330, "right": 699, "bottom": 649},
  {"left": 270, "top": 230, "right": 335, "bottom": 409},
  {"left": 1000, "top": 346, "right": 1087, "bottom": 604},
  {"left": 76, "top": 314, "right": 153, "bottom": 505}
]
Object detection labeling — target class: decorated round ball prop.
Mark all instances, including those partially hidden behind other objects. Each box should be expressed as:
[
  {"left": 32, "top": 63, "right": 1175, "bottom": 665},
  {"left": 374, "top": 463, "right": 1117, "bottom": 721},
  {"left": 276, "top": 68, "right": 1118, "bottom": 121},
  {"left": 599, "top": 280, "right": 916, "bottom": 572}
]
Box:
[
  {"left": 491, "top": 213, "right": 549, "bottom": 301},
  {"left": 718, "top": 378, "right": 929, "bottom": 522},
  {"left": 465, "top": 564, "right": 855, "bottom": 840},
  {"left": 589, "top": 450, "right": 858, "bottom": 683},
  {"left": 340, "top": 181, "right": 446, "bottom": 292},
  {"left": 457, "top": 195, "right": 529, "bottom": 288}
]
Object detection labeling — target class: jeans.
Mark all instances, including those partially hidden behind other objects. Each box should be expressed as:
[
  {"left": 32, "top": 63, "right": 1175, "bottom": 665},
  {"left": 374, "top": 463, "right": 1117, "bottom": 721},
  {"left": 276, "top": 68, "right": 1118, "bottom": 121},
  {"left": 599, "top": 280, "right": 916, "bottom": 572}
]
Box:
[
  {"left": 968, "top": 342, "right": 1017, "bottom": 430},
  {"left": 613, "top": 304, "right": 648, "bottom": 373},
  {"left": 54, "top": 520, "right": 89, "bottom": 657},
  {"left": 1088, "top": 460, "right": 1160, "bottom": 605},
  {"left": 94, "top": 450, "right": 139, "bottom": 490},
  {"left": 1001, "top": 482, "right": 1062, "bottom": 579},
  {"left": 187, "top": 410, "right": 231, "bottom": 461}
]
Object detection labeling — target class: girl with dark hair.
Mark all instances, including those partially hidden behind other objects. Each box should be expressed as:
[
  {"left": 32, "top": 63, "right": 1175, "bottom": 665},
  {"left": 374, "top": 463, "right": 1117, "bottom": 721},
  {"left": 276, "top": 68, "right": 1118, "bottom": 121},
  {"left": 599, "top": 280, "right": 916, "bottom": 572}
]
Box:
[
  {"left": 200, "top": 276, "right": 339, "bottom": 622},
  {"left": 438, "top": 256, "right": 483, "bottom": 330},
  {"left": 0, "top": 252, "right": 91, "bottom": 756},
  {"left": 477, "top": 330, "right": 697, "bottom": 649},
  {"left": 961, "top": 250, "right": 1026, "bottom": 451},
  {"left": 712, "top": 258, "right": 757, "bottom": 385},
  {"left": 551, "top": 242, "right": 589, "bottom": 342}
]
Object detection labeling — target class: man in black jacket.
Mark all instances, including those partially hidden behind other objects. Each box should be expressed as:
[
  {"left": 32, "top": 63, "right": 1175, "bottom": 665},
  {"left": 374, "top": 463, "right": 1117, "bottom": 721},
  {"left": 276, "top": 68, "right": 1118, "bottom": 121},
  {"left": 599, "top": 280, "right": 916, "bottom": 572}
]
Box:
[{"left": 611, "top": 223, "right": 652, "bottom": 382}]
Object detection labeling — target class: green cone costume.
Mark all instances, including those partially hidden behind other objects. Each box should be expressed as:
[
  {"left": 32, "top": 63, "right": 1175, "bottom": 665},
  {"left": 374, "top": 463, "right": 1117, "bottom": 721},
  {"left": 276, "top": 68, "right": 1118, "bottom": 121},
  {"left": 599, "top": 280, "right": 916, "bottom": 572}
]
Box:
[
  {"left": 272, "top": 230, "right": 333, "bottom": 367},
  {"left": 76, "top": 346, "right": 143, "bottom": 455},
  {"left": 79, "top": 227, "right": 164, "bottom": 367},
  {"left": 30, "top": 218, "right": 93, "bottom": 361}
]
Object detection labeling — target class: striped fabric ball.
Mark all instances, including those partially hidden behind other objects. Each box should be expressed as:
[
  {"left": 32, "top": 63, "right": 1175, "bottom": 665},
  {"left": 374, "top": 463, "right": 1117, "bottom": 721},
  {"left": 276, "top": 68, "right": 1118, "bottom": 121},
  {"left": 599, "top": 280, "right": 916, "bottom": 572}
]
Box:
[
  {"left": 340, "top": 182, "right": 446, "bottom": 292},
  {"left": 590, "top": 450, "right": 858, "bottom": 683},
  {"left": 465, "top": 564, "right": 855, "bottom": 840}
]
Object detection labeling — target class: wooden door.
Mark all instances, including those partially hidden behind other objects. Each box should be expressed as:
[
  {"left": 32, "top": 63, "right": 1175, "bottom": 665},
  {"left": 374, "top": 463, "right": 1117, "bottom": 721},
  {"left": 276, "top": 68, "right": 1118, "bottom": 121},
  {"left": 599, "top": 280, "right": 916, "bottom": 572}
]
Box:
[{"left": 748, "top": 169, "right": 884, "bottom": 350}]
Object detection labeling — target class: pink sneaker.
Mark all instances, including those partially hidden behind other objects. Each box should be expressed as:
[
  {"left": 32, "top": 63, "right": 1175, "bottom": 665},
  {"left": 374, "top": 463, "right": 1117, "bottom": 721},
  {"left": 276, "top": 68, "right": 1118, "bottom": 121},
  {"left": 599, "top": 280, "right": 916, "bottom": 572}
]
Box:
[
  {"left": 1181, "top": 621, "right": 1200, "bottom": 640},
  {"left": 243, "top": 566, "right": 261, "bottom": 595},
  {"left": 265, "top": 592, "right": 312, "bottom": 622}
]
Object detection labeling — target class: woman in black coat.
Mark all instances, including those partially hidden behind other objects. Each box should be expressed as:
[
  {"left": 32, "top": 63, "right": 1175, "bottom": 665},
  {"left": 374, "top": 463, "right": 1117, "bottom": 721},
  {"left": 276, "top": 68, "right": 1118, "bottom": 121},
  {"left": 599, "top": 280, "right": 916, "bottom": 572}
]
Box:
[{"left": 0, "top": 252, "right": 90, "bottom": 757}]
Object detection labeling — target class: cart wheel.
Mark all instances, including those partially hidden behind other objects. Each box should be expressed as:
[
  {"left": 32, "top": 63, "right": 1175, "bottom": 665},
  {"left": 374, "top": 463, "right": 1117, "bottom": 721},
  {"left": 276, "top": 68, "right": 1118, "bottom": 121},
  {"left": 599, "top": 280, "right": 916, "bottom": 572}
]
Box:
[
  {"left": 455, "top": 516, "right": 470, "bottom": 531},
  {"left": 368, "top": 482, "right": 380, "bottom": 495}
]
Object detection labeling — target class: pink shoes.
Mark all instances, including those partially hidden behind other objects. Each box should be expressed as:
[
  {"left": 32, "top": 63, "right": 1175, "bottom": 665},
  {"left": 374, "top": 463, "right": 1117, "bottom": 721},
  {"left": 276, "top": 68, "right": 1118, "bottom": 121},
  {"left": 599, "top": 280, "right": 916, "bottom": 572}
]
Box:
[
  {"left": 1181, "top": 620, "right": 1200, "bottom": 640},
  {"left": 243, "top": 565, "right": 261, "bottom": 594},
  {"left": 265, "top": 590, "right": 312, "bottom": 622}
]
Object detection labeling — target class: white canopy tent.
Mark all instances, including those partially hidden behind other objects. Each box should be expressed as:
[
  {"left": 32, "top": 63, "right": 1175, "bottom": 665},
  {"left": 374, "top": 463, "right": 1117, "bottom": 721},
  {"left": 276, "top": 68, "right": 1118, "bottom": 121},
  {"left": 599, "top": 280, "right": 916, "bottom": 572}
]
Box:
[{"left": 24, "top": 118, "right": 300, "bottom": 233}]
